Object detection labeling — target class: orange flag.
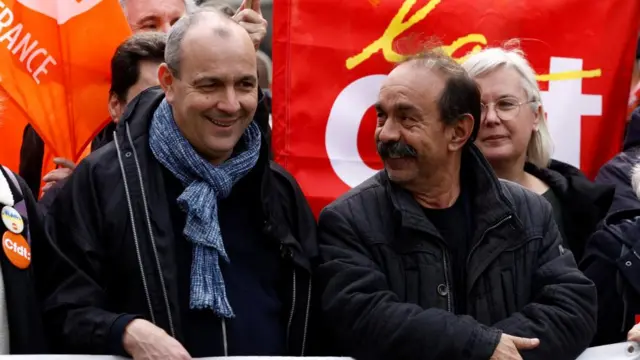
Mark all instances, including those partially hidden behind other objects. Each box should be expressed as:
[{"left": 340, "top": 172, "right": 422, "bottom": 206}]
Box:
[{"left": 0, "top": 0, "right": 131, "bottom": 173}]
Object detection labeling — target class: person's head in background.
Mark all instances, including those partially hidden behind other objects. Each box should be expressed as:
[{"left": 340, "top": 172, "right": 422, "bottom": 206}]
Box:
[
  {"left": 256, "top": 50, "right": 272, "bottom": 91},
  {"left": 463, "top": 46, "right": 553, "bottom": 176},
  {"left": 108, "top": 32, "right": 166, "bottom": 123},
  {"left": 256, "top": 49, "right": 272, "bottom": 127},
  {"left": 195, "top": 0, "right": 235, "bottom": 16},
  {"left": 120, "top": 0, "right": 188, "bottom": 33}
]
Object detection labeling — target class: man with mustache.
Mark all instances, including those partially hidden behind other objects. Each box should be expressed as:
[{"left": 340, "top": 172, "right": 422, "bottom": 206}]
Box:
[
  {"left": 316, "top": 48, "right": 596, "bottom": 360},
  {"left": 43, "top": 9, "right": 317, "bottom": 360}
]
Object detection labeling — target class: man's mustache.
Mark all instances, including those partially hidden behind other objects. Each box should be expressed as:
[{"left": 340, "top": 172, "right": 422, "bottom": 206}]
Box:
[{"left": 376, "top": 140, "right": 418, "bottom": 159}]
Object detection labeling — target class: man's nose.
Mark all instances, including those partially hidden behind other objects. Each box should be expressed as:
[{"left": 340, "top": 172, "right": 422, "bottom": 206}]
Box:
[
  {"left": 159, "top": 22, "right": 172, "bottom": 34},
  {"left": 377, "top": 119, "right": 401, "bottom": 143},
  {"left": 216, "top": 87, "right": 242, "bottom": 114}
]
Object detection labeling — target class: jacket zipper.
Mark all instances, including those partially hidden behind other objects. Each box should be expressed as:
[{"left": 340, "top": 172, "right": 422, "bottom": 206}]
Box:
[
  {"left": 114, "top": 131, "right": 156, "bottom": 325},
  {"left": 286, "top": 267, "right": 297, "bottom": 351},
  {"left": 301, "top": 278, "right": 311, "bottom": 355},
  {"left": 464, "top": 215, "right": 513, "bottom": 299},
  {"left": 221, "top": 318, "right": 229, "bottom": 356},
  {"left": 126, "top": 125, "right": 176, "bottom": 337},
  {"left": 440, "top": 245, "right": 453, "bottom": 313},
  {"left": 282, "top": 244, "right": 311, "bottom": 355}
]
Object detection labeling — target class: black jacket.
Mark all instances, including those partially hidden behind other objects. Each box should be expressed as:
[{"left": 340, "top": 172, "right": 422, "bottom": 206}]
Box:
[
  {"left": 18, "top": 125, "right": 45, "bottom": 197},
  {"left": 42, "top": 87, "right": 318, "bottom": 356},
  {"left": 581, "top": 209, "right": 640, "bottom": 346},
  {"left": 0, "top": 166, "right": 48, "bottom": 353},
  {"left": 596, "top": 106, "right": 640, "bottom": 213},
  {"left": 525, "top": 160, "right": 614, "bottom": 261},
  {"left": 316, "top": 145, "right": 597, "bottom": 360}
]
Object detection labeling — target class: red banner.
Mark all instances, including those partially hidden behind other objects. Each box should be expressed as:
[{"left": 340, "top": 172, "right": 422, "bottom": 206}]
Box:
[{"left": 273, "top": 0, "right": 640, "bottom": 216}]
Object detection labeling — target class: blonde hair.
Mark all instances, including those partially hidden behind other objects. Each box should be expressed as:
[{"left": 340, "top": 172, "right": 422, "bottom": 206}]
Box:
[{"left": 462, "top": 42, "right": 553, "bottom": 168}]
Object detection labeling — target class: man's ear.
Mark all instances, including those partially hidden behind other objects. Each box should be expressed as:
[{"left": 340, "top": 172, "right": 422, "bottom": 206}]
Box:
[
  {"left": 108, "top": 93, "right": 123, "bottom": 123},
  {"left": 158, "top": 63, "right": 176, "bottom": 103},
  {"left": 448, "top": 114, "right": 474, "bottom": 151}
]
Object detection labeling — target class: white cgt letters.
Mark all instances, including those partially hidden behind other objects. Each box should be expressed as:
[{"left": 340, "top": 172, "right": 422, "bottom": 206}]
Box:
[{"left": 325, "top": 57, "right": 603, "bottom": 189}]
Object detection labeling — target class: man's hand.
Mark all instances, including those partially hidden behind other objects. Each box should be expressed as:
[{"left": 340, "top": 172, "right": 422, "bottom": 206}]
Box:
[
  {"left": 490, "top": 334, "right": 540, "bottom": 360},
  {"left": 233, "top": 0, "right": 267, "bottom": 49},
  {"left": 123, "top": 319, "right": 191, "bottom": 360},
  {"left": 41, "top": 157, "right": 75, "bottom": 193},
  {"left": 629, "top": 323, "right": 640, "bottom": 342}
]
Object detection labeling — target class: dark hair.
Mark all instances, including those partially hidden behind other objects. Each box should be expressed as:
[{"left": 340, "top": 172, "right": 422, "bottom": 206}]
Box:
[
  {"left": 399, "top": 46, "right": 482, "bottom": 141},
  {"left": 109, "top": 32, "right": 167, "bottom": 102}
]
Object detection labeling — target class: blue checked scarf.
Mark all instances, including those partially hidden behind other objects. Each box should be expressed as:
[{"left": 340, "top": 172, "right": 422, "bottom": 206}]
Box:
[{"left": 148, "top": 99, "right": 261, "bottom": 318}]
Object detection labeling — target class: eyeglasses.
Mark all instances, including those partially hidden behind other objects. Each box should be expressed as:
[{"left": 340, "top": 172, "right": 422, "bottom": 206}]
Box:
[{"left": 481, "top": 98, "right": 538, "bottom": 122}]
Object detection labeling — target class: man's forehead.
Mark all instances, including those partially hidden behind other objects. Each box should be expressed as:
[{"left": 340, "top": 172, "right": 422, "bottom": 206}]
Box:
[
  {"left": 380, "top": 64, "right": 445, "bottom": 101},
  {"left": 127, "top": 0, "right": 185, "bottom": 13},
  {"left": 182, "top": 25, "right": 243, "bottom": 53}
]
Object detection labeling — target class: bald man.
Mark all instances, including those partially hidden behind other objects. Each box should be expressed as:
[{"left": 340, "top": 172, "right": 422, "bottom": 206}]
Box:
[{"left": 42, "top": 9, "right": 317, "bottom": 360}]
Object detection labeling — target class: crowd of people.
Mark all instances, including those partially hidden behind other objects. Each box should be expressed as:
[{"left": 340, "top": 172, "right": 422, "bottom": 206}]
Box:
[{"left": 2, "top": 0, "right": 640, "bottom": 359}]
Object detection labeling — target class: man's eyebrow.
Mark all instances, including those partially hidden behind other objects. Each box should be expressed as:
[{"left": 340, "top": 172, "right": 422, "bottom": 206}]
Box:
[
  {"left": 136, "top": 15, "right": 158, "bottom": 24},
  {"left": 238, "top": 75, "right": 258, "bottom": 83},
  {"left": 393, "top": 102, "right": 420, "bottom": 113},
  {"left": 192, "top": 76, "right": 223, "bottom": 85}
]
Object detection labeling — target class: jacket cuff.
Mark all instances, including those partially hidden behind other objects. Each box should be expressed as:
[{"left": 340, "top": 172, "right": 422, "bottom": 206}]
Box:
[
  {"left": 462, "top": 325, "right": 502, "bottom": 360},
  {"left": 107, "top": 314, "right": 139, "bottom": 357}
]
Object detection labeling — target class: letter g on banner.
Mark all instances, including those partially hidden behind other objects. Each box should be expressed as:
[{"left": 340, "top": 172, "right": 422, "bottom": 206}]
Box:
[{"left": 326, "top": 75, "right": 387, "bottom": 188}]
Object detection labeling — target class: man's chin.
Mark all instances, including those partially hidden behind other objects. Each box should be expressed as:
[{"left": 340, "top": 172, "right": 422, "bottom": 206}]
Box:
[
  {"left": 383, "top": 157, "right": 417, "bottom": 183},
  {"left": 383, "top": 157, "right": 416, "bottom": 170}
]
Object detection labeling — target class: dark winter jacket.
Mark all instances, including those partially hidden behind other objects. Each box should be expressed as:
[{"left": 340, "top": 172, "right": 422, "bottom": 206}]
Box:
[
  {"left": 317, "top": 145, "right": 597, "bottom": 360},
  {"left": 596, "top": 106, "right": 640, "bottom": 213},
  {"left": 0, "top": 166, "right": 49, "bottom": 353},
  {"left": 525, "top": 160, "right": 613, "bottom": 261},
  {"left": 42, "top": 87, "right": 318, "bottom": 356}
]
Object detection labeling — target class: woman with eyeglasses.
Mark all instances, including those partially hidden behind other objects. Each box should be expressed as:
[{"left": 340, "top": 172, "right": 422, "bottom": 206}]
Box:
[{"left": 462, "top": 46, "right": 613, "bottom": 263}]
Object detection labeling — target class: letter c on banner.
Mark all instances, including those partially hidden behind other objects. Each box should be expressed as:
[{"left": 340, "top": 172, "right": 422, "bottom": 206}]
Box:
[{"left": 326, "top": 75, "right": 387, "bottom": 188}]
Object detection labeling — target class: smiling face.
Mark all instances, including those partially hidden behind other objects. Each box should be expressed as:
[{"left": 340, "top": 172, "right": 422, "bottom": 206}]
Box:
[
  {"left": 375, "top": 63, "right": 454, "bottom": 186},
  {"left": 474, "top": 66, "right": 541, "bottom": 166},
  {"left": 159, "top": 19, "right": 258, "bottom": 165}
]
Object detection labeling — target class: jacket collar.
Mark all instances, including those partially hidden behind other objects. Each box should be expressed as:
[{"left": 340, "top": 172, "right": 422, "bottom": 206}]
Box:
[
  {"left": 525, "top": 160, "right": 614, "bottom": 217},
  {"left": 385, "top": 144, "right": 515, "bottom": 238}
]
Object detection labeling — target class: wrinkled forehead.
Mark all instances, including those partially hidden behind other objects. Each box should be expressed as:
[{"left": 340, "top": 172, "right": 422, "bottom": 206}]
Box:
[
  {"left": 379, "top": 64, "right": 446, "bottom": 107},
  {"left": 126, "top": 0, "right": 185, "bottom": 20}
]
